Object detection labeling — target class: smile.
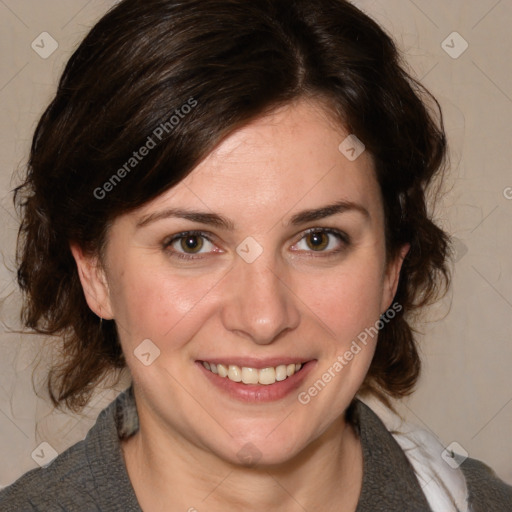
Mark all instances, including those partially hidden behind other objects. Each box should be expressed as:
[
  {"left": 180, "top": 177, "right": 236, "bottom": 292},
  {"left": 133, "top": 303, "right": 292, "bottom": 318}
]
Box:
[{"left": 201, "top": 361, "right": 304, "bottom": 385}]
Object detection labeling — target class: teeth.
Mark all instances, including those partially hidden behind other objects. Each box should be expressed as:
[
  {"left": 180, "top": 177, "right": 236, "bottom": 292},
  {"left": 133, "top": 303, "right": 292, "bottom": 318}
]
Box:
[
  {"left": 275, "top": 364, "right": 287, "bottom": 381},
  {"left": 202, "top": 361, "right": 304, "bottom": 385},
  {"left": 217, "top": 363, "right": 228, "bottom": 378},
  {"left": 241, "top": 367, "right": 259, "bottom": 384},
  {"left": 228, "top": 364, "right": 242, "bottom": 382},
  {"left": 259, "top": 367, "right": 276, "bottom": 385}
]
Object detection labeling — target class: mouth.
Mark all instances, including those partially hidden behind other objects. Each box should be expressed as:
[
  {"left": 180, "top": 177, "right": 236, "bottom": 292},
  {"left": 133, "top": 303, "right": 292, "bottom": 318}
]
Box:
[
  {"left": 196, "top": 359, "right": 316, "bottom": 402},
  {"left": 200, "top": 361, "right": 305, "bottom": 385}
]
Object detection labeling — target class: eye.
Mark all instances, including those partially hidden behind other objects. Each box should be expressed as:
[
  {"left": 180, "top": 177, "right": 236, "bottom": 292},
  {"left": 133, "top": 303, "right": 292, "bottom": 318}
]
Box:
[
  {"left": 162, "top": 228, "right": 349, "bottom": 261},
  {"left": 163, "top": 231, "right": 219, "bottom": 259},
  {"left": 291, "top": 228, "right": 349, "bottom": 254}
]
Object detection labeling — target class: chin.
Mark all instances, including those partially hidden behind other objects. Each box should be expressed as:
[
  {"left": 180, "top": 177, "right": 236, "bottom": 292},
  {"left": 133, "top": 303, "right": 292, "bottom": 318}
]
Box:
[{"left": 213, "top": 431, "right": 308, "bottom": 469}]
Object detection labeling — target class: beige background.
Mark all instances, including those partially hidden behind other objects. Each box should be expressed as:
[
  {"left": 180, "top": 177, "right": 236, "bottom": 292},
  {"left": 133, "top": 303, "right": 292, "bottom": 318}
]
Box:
[{"left": 1, "top": 0, "right": 511, "bottom": 490}]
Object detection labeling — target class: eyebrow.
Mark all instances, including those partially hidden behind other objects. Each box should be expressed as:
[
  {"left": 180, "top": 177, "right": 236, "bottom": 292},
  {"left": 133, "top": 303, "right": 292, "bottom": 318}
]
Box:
[
  {"left": 286, "top": 199, "right": 369, "bottom": 226},
  {"left": 135, "top": 199, "right": 369, "bottom": 230}
]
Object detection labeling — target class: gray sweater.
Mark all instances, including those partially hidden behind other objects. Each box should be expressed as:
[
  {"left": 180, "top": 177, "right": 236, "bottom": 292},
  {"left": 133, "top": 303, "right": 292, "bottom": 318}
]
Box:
[{"left": 1, "top": 386, "right": 511, "bottom": 511}]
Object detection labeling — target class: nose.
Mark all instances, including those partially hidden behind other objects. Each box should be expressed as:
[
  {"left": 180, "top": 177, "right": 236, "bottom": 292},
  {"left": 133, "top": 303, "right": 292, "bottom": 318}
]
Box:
[{"left": 220, "top": 253, "right": 301, "bottom": 345}]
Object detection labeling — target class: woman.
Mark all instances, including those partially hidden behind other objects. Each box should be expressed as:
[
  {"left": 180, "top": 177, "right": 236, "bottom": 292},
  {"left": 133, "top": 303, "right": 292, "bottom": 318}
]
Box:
[{"left": 1, "top": 0, "right": 511, "bottom": 510}]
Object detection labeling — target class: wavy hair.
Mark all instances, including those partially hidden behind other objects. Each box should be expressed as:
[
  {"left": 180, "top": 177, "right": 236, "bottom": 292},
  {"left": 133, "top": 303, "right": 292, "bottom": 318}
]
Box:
[{"left": 14, "top": 0, "right": 451, "bottom": 411}]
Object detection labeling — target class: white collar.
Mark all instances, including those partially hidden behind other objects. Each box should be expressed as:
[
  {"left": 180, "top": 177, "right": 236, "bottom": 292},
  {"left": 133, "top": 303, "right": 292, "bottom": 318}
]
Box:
[{"left": 358, "top": 394, "right": 471, "bottom": 512}]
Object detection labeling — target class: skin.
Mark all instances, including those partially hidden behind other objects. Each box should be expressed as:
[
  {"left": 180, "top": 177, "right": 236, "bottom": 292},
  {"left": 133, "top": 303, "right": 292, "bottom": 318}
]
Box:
[{"left": 71, "top": 98, "right": 409, "bottom": 511}]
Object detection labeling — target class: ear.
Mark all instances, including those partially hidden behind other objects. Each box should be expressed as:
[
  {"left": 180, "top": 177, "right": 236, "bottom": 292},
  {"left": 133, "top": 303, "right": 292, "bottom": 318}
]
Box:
[
  {"left": 380, "top": 243, "right": 410, "bottom": 313},
  {"left": 70, "top": 243, "right": 114, "bottom": 319}
]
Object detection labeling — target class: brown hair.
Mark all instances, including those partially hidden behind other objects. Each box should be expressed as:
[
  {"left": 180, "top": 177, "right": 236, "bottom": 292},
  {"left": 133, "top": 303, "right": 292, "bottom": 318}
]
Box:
[{"left": 14, "top": 0, "right": 451, "bottom": 411}]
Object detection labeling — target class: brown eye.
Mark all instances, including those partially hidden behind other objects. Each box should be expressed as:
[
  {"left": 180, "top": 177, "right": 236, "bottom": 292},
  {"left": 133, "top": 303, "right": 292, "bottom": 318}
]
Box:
[
  {"left": 179, "top": 235, "right": 204, "bottom": 253},
  {"left": 305, "top": 231, "right": 329, "bottom": 251},
  {"left": 163, "top": 231, "right": 218, "bottom": 260},
  {"left": 291, "top": 228, "right": 349, "bottom": 256}
]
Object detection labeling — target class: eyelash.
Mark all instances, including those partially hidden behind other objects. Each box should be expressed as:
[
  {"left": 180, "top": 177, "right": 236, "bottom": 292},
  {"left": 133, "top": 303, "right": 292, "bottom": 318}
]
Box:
[{"left": 162, "top": 228, "right": 350, "bottom": 261}]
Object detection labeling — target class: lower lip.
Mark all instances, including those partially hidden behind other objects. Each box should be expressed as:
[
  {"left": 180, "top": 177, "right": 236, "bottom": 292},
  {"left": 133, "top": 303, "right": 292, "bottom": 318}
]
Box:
[{"left": 196, "top": 361, "right": 316, "bottom": 403}]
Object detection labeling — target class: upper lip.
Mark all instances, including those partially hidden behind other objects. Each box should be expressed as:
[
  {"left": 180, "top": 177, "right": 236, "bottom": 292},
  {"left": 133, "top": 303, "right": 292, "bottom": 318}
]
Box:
[{"left": 197, "top": 357, "right": 314, "bottom": 369}]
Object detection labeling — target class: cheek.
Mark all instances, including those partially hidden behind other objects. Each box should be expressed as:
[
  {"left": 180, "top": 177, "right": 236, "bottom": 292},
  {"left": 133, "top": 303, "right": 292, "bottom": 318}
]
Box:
[
  {"left": 108, "top": 258, "right": 223, "bottom": 350},
  {"left": 291, "top": 262, "right": 386, "bottom": 425},
  {"left": 298, "top": 261, "right": 386, "bottom": 344}
]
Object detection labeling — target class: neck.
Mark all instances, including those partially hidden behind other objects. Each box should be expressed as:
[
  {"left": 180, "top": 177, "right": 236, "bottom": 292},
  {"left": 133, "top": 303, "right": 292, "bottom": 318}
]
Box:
[{"left": 121, "top": 404, "right": 362, "bottom": 512}]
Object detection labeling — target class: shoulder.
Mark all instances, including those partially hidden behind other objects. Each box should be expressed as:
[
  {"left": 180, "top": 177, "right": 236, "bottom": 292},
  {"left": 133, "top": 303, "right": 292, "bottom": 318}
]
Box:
[
  {"left": 460, "top": 457, "right": 512, "bottom": 510},
  {"left": 0, "top": 386, "right": 140, "bottom": 512},
  {"left": 353, "top": 397, "right": 512, "bottom": 511},
  {"left": 0, "top": 435, "right": 100, "bottom": 511}
]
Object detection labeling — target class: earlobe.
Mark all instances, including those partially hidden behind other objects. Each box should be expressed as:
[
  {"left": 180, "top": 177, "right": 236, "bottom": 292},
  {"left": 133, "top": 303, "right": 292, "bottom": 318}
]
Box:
[
  {"left": 382, "top": 243, "right": 410, "bottom": 313},
  {"left": 69, "top": 243, "right": 114, "bottom": 319}
]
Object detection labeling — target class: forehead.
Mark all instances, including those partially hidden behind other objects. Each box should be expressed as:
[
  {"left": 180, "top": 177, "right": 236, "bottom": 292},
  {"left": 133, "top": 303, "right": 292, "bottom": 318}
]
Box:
[{"left": 131, "top": 99, "right": 382, "bottom": 227}]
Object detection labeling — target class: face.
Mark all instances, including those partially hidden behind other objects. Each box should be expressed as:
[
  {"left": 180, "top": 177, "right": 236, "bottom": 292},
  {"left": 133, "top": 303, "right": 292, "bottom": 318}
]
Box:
[{"left": 73, "top": 98, "right": 407, "bottom": 466}]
